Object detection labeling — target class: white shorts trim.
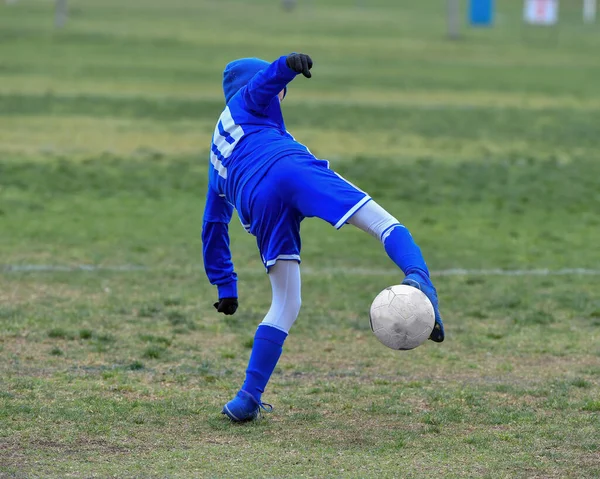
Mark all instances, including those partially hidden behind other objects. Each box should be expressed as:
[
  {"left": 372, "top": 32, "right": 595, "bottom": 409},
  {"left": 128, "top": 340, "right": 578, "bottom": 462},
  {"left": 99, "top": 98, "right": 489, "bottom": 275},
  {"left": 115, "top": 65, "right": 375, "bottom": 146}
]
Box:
[
  {"left": 334, "top": 196, "right": 371, "bottom": 230},
  {"left": 264, "top": 254, "right": 301, "bottom": 268}
]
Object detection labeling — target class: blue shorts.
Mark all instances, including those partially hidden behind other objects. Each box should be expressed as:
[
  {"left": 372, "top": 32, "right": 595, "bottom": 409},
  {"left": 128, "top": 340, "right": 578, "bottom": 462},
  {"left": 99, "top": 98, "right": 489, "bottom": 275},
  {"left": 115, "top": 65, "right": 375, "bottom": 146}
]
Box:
[{"left": 238, "top": 154, "right": 371, "bottom": 269}]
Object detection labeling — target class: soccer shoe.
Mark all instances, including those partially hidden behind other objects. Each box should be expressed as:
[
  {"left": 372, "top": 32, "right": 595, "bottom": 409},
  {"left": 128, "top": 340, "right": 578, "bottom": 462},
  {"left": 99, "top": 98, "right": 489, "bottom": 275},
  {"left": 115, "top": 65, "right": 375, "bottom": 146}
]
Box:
[
  {"left": 221, "top": 390, "right": 273, "bottom": 422},
  {"left": 402, "top": 273, "right": 445, "bottom": 343}
]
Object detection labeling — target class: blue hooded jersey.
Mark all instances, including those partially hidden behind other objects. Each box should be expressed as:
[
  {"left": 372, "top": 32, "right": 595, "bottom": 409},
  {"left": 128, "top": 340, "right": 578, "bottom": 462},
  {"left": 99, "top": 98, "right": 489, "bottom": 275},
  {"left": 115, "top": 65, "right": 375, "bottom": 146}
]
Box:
[{"left": 202, "top": 55, "right": 308, "bottom": 298}]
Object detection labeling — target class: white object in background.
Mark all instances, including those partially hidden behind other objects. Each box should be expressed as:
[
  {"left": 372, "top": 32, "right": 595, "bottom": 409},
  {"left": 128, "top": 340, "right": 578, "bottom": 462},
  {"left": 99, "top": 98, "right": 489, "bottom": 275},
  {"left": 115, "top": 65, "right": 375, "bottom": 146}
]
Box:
[
  {"left": 282, "top": 0, "right": 296, "bottom": 11},
  {"left": 55, "top": 0, "right": 68, "bottom": 28},
  {"left": 447, "top": 0, "right": 460, "bottom": 39},
  {"left": 524, "top": 0, "right": 559, "bottom": 25},
  {"left": 583, "top": 0, "right": 597, "bottom": 23}
]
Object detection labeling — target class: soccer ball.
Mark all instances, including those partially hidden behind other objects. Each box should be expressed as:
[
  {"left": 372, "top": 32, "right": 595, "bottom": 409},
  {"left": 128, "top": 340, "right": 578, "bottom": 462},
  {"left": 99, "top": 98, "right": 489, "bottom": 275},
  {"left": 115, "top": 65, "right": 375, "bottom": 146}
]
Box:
[{"left": 369, "top": 285, "right": 435, "bottom": 350}]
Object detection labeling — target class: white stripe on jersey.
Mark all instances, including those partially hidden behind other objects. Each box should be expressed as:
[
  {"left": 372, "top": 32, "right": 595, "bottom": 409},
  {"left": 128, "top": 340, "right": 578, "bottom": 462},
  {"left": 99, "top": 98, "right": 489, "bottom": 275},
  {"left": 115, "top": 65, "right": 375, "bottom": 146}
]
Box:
[
  {"left": 210, "top": 107, "right": 245, "bottom": 179},
  {"left": 214, "top": 107, "right": 244, "bottom": 159},
  {"left": 210, "top": 152, "right": 228, "bottom": 179}
]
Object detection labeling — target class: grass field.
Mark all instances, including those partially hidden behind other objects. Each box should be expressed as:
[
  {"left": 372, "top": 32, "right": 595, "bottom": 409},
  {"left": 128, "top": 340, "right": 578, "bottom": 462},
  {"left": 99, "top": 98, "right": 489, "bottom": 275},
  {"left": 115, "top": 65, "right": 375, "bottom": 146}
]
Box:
[{"left": 1, "top": 0, "right": 600, "bottom": 477}]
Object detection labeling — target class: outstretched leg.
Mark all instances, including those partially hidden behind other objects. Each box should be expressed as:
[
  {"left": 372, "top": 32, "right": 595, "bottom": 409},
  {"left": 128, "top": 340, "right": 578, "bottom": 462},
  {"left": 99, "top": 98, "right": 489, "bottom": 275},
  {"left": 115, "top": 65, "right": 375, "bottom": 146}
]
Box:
[
  {"left": 348, "top": 200, "right": 445, "bottom": 342},
  {"left": 222, "top": 260, "right": 301, "bottom": 421},
  {"left": 260, "top": 155, "right": 443, "bottom": 342}
]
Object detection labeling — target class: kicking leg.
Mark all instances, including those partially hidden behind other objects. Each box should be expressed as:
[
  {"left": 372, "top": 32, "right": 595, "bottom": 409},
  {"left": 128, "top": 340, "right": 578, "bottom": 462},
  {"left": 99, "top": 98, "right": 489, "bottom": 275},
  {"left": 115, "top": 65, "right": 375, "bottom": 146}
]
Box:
[
  {"left": 348, "top": 200, "right": 445, "bottom": 342},
  {"left": 222, "top": 260, "right": 301, "bottom": 421},
  {"left": 263, "top": 156, "right": 444, "bottom": 341}
]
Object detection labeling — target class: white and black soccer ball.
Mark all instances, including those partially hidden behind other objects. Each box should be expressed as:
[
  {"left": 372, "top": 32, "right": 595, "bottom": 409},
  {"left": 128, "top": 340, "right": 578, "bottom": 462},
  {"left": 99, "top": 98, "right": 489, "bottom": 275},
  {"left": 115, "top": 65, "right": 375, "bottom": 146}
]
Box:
[{"left": 369, "top": 285, "right": 435, "bottom": 350}]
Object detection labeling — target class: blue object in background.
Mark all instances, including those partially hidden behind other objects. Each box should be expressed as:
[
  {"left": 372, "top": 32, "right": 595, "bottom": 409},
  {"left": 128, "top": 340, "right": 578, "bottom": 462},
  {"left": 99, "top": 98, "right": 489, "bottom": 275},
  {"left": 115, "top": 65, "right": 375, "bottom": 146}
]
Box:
[{"left": 470, "top": 0, "right": 494, "bottom": 26}]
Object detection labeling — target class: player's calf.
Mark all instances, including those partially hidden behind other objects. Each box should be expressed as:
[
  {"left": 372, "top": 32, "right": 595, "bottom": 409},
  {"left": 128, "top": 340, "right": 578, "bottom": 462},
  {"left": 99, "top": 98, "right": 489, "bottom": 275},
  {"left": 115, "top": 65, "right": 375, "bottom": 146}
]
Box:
[{"left": 348, "top": 202, "right": 446, "bottom": 342}]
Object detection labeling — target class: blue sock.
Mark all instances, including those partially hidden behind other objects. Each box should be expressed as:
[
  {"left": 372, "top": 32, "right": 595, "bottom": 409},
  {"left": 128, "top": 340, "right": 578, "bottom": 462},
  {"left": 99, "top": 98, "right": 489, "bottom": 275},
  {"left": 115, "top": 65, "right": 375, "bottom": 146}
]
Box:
[
  {"left": 241, "top": 324, "right": 288, "bottom": 402},
  {"left": 383, "top": 225, "right": 432, "bottom": 286}
]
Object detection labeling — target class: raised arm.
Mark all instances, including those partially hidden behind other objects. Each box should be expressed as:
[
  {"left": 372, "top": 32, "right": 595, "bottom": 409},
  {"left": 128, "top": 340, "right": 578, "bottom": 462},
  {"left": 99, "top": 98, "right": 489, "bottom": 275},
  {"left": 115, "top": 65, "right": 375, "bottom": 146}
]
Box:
[
  {"left": 202, "top": 186, "right": 238, "bottom": 310},
  {"left": 242, "top": 53, "right": 313, "bottom": 113}
]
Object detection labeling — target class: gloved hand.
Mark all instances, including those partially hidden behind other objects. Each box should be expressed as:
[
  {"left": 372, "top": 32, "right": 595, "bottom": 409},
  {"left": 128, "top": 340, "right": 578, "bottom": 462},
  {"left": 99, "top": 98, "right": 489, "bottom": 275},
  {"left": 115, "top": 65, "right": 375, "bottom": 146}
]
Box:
[
  {"left": 286, "top": 53, "right": 313, "bottom": 78},
  {"left": 214, "top": 297, "right": 238, "bottom": 315}
]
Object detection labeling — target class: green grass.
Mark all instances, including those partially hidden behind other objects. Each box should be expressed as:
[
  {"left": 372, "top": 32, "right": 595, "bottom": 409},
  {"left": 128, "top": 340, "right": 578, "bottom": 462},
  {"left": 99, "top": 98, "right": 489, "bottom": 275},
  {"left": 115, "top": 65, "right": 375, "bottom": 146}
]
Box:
[{"left": 1, "top": 0, "right": 600, "bottom": 477}]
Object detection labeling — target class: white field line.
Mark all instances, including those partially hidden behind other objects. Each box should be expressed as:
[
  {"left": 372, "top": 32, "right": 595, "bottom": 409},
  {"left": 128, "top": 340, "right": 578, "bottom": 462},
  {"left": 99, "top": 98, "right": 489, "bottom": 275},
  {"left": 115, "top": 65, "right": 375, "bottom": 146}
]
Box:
[
  {"left": 2, "top": 264, "right": 146, "bottom": 272},
  {"left": 2, "top": 264, "right": 600, "bottom": 276},
  {"left": 301, "top": 267, "right": 600, "bottom": 277}
]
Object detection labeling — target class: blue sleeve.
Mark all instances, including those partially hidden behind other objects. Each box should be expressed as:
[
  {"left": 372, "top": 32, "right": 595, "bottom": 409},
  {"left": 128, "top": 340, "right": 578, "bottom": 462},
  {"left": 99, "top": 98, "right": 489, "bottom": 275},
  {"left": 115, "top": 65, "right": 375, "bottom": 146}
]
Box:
[
  {"left": 241, "top": 55, "right": 298, "bottom": 113},
  {"left": 202, "top": 187, "right": 238, "bottom": 299}
]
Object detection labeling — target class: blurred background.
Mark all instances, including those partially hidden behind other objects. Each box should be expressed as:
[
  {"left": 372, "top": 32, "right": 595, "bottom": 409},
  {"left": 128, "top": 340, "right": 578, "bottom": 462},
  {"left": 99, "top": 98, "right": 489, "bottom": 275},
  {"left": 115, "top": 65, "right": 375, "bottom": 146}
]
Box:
[
  {"left": 2, "top": 2, "right": 600, "bottom": 477},
  {"left": 1, "top": 0, "right": 599, "bottom": 271}
]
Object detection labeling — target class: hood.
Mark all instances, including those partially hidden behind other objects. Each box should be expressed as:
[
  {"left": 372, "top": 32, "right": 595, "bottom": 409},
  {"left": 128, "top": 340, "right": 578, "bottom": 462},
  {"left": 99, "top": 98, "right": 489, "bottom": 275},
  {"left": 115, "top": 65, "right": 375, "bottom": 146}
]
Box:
[{"left": 222, "top": 58, "right": 271, "bottom": 104}]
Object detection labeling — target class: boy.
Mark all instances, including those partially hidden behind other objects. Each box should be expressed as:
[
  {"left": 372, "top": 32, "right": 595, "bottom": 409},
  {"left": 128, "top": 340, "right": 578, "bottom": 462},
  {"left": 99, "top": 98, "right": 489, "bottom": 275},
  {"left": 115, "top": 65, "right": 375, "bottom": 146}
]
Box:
[{"left": 202, "top": 53, "right": 445, "bottom": 422}]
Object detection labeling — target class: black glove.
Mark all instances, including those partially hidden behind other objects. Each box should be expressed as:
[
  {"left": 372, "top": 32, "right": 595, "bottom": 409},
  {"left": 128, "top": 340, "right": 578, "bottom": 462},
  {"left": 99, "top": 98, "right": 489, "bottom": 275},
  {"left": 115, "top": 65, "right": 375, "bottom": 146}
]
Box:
[
  {"left": 213, "top": 297, "right": 238, "bottom": 315},
  {"left": 286, "top": 53, "right": 313, "bottom": 78}
]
